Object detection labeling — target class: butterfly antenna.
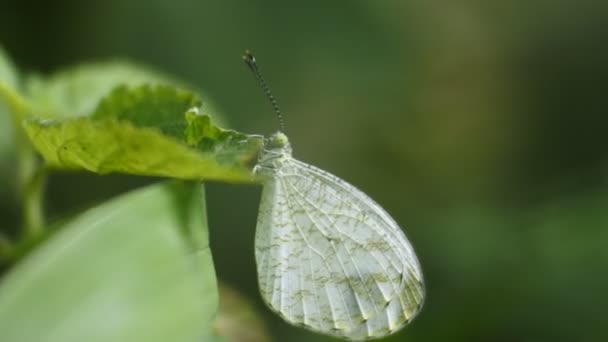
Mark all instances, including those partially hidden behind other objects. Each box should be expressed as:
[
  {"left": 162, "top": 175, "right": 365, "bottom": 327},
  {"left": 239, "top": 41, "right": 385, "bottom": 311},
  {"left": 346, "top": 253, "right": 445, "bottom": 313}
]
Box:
[{"left": 243, "top": 50, "right": 286, "bottom": 132}]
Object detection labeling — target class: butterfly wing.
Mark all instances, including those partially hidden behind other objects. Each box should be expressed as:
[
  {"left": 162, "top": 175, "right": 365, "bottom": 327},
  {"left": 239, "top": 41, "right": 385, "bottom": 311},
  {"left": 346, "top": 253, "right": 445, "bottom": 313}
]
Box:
[{"left": 255, "top": 158, "right": 424, "bottom": 340}]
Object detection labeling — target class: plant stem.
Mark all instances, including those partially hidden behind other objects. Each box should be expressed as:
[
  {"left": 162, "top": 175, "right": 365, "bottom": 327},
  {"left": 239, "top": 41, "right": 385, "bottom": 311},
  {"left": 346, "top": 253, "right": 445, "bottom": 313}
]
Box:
[
  {"left": 0, "top": 81, "right": 46, "bottom": 238},
  {"left": 0, "top": 82, "right": 28, "bottom": 122},
  {"left": 20, "top": 153, "right": 46, "bottom": 238}
]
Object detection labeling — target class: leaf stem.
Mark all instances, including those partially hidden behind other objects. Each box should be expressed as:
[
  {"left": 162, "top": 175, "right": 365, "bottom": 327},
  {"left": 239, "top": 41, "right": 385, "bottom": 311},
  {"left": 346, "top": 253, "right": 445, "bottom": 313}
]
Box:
[
  {"left": 0, "top": 82, "right": 28, "bottom": 123},
  {"left": 21, "top": 158, "right": 46, "bottom": 237},
  {"left": 0, "top": 81, "right": 46, "bottom": 238}
]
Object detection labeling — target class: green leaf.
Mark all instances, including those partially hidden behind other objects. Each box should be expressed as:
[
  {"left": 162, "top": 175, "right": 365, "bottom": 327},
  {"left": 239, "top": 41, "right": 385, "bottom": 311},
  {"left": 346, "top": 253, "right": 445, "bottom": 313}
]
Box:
[
  {"left": 23, "top": 85, "right": 262, "bottom": 183},
  {"left": 0, "top": 45, "right": 19, "bottom": 155},
  {"left": 92, "top": 84, "right": 201, "bottom": 137},
  {"left": 24, "top": 61, "right": 190, "bottom": 118},
  {"left": 0, "top": 181, "right": 218, "bottom": 342},
  {"left": 0, "top": 45, "right": 25, "bottom": 207},
  {"left": 0, "top": 44, "right": 19, "bottom": 89}
]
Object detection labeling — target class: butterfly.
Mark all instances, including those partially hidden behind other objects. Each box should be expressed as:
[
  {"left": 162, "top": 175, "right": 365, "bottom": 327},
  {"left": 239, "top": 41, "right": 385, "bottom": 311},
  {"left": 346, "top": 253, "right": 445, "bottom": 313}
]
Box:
[{"left": 244, "top": 51, "right": 424, "bottom": 341}]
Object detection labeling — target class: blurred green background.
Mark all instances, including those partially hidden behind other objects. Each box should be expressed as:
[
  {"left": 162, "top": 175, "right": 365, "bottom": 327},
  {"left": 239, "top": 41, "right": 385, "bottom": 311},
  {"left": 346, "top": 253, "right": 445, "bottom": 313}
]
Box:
[{"left": 1, "top": 0, "right": 607, "bottom": 341}]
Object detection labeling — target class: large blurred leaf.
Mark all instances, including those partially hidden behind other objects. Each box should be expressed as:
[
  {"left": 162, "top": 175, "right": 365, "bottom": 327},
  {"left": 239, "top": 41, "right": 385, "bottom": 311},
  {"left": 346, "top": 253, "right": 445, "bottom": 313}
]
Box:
[
  {"left": 0, "top": 181, "right": 218, "bottom": 342},
  {"left": 23, "top": 85, "right": 262, "bottom": 183},
  {"left": 24, "top": 61, "right": 186, "bottom": 118}
]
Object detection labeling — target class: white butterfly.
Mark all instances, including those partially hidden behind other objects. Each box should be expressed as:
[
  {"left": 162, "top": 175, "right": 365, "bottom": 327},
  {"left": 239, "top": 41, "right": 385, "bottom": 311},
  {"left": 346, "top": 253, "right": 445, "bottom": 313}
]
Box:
[
  {"left": 243, "top": 50, "right": 424, "bottom": 340},
  {"left": 253, "top": 132, "right": 425, "bottom": 340}
]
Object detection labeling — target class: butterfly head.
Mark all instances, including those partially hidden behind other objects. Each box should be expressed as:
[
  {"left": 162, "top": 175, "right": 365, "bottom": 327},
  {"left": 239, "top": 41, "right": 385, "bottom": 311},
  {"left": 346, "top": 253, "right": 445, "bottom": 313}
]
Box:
[
  {"left": 256, "top": 131, "right": 292, "bottom": 173},
  {"left": 263, "top": 131, "right": 292, "bottom": 158},
  {"left": 266, "top": 131, "right": 290, "bottom": 150}
]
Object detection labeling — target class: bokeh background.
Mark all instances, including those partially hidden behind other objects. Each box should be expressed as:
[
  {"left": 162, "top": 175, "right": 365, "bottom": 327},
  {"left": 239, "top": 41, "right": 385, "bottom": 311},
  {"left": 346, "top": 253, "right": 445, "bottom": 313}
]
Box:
[{"left": 1, "top": 1, "right": 607, "bottom": 341}]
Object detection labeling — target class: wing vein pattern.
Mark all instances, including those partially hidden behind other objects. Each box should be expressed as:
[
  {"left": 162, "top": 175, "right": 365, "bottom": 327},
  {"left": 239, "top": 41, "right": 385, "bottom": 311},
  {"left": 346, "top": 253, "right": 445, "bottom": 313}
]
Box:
[{"left": 256, "top": 156, "right": 424, "bottom": 341}]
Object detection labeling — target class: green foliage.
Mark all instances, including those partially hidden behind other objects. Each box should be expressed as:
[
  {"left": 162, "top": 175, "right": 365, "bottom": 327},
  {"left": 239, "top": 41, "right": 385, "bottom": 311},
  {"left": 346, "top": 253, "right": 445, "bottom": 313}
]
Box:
[
  {"left": 93, "top": 84, "right": 201, "bottom": 130},
  {"left": 23, "top": 85, "right": 262, "bottom": 182},
  {"left": 24, "top": 61, "right": 183, "bottom": 118},
  {"left": 0, "top": 45, "right": 19, "bottom": 159},
  {"left": 0, "top": 45, "right": 18, "bottom": 89},
  {"left": 0, "top": 45, "right": 264, "bottom": 341},
  {"left": 0, "top": 182, "right": 218, "bottom": 342}
]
